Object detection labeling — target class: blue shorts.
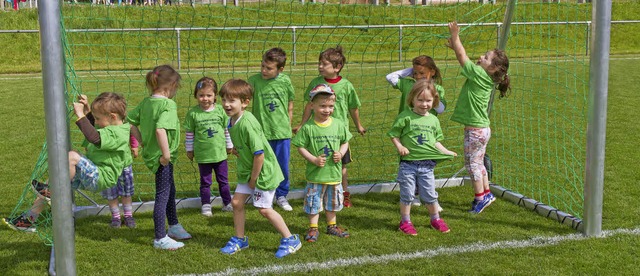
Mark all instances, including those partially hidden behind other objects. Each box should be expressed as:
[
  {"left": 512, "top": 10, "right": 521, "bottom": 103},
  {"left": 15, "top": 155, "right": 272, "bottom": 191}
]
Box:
[
  {"left": 397, "top": 160, "right": 438, "bottom": 205},
  {"left": 101, "top": 165, "right": 134, "bottom": 201},
  {"left": 303, "top": 183, "right": 344, "bottom": 215},
  {"left": 70, "top": 155, "right": 100, "bottom": 192}
]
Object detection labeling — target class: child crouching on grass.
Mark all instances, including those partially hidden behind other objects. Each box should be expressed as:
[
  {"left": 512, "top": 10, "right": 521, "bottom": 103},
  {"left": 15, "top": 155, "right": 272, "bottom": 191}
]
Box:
[
  {"left": 387, "top": 79, "right": 457, "bottom": 235},
  {"left": 218, "top": 79, "right": 301, "bottom": 258}
]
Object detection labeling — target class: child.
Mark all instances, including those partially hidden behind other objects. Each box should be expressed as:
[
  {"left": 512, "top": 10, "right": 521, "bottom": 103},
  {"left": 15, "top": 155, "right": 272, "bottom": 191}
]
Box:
[
  {"left": 248, "top": 47, "right": 295, "bottom": 212},
  {"left": 76, "top": 94, "right": 139, "bottom": 229},
  {"left": 387, "top": 79, "right": 457, "bottom": 235},
  {"left": 292, "top": 84, "right": 352, "bottom": 242},
  {"left": 218, "top": 79, "right": 301, "bottom": 258},
  {"left": 386, "top": 55, "right": 447, "bottom": 208},
  {"left": 446, "top": 22, "right": 510, "bottom": 214},
  {"left": 4, "top": 92, "right": 133, "bottom": 232},
  {"left": 293, "top": 45, "right": 365, "bottom": 208},
  {"left": 128, "top": 65, "right": 192, "bottom": 250},
  {"left": 184, "top": 77, "right": 233, "bottom": 217}
]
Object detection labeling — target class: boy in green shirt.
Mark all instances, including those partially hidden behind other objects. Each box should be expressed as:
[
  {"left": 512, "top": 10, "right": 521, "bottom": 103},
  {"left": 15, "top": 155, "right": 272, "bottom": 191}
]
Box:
[
  {"left": 248, "top": 47, "right": 295, "bottom": 211},
  {"left": 4, "top": 92, "right": 132, "bottom": 232},
  {"left": 218, "top": 79, "right": 301, "bottom": 258},
  {"left": 293, "top": 84, "right": 353, "bottom": 242},
  {"left": 293, "top": 45, "right": 365, "bottom": 208}
]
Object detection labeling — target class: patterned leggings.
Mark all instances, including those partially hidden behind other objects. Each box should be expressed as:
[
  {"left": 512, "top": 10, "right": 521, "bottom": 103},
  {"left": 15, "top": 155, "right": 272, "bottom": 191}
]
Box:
[
  {"left": 464, "top": 127, "right": 491, "bottom": 182},
  {"left": 154, "top": 163, "right": 179, "bottom": 240}
]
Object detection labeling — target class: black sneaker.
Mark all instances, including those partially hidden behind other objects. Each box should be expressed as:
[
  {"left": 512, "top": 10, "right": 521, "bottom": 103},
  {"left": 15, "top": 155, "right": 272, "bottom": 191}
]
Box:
[
  {"left": 3, "top": 216, "right": 36, "bottom": 233},
  {"left": 31, "top": 179, "right": 51, "bottom": 200}
]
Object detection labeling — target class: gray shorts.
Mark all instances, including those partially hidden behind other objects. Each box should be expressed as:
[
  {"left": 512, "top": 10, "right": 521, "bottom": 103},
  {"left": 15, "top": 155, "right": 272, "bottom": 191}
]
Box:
[{"left": 397, "top": 160, "right": 438, "bottom": 205}]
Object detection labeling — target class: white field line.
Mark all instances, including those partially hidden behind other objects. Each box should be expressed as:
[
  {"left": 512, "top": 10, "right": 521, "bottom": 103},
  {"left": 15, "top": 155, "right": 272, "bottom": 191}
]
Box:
[
  {"left": 179, "top": 227, "right": 640, "bottom": 276},
  {"left": 3, "top": 56, "right": 640, "bottom": 81}
]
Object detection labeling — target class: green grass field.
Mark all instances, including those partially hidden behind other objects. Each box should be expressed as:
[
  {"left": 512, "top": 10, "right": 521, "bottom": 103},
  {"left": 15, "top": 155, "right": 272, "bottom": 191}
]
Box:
[{"left": 1, "top": 1, "right": 639, "bottom": 275}]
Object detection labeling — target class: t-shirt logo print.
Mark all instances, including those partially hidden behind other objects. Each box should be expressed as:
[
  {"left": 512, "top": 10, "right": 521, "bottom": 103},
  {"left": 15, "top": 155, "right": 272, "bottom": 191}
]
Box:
[
  {"left": 266, "top": 101, "right": 279, "bottom": 112},
  {"left": 204, "top": 128, "right": 218, "bottom": 138},
  {"left": 320, "top": 145, "right": 333, "bottom": 156},
  {"left": 414, "top": 133, "right": 427, "bottom": 145}
]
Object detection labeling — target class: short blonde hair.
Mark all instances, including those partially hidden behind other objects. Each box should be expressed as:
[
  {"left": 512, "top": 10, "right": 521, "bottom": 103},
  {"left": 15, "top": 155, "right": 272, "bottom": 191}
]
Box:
[{"left": 406, "top": 79, "right": 440, "bottom": 109}]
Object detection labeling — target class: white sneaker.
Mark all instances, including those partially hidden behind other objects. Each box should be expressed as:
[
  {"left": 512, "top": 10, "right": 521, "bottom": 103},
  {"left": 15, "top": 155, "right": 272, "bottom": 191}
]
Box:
[
  {"left": 411, "top": 197, "right": 422, "bottom": 206},
  {"left": 153, "top": 236, "right": 184, "bottom": 250},
  {"left": 276, "top": 196, "right": 293, "bottom": 211},
  {"left": 201, "top": 204, "right": 213, "bottom": 217},
  {"left": 221, "top": 204, "right": 233, "bottom": 212},
  {"left": 435, "top": 202, "right": 444, "bottom": 213}
]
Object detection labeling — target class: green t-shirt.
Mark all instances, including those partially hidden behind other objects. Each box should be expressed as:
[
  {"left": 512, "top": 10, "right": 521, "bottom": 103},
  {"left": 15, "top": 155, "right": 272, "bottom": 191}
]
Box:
[
  {"left": 387, "top": 110, "right": 453, "bottom": 162},
  {"left": 184, "top": 104, "right": 229, "bottom": 164},
  {"left": 292, "top": 117, "right": 353, "bottom": 184},
  {"left": 305, "top": 76, "right": 361, "bottom": 127},
  {"left": 395, "top": 77, "right": 446, "bottom": 116},
  {"left": 450, "top": 61, "right": 493, "bottom": 128},
  {"left": 127, "top": 96, "right": 181, "bottom": 173},
  {"left": 249, "top": 73, "right": 295, "bottom": 140},
  {"left": 228, "top": 111, "right": 284, "bottom": 191},
  {"left": 85, "top": 123, "right": 132, "bottom": 191}
]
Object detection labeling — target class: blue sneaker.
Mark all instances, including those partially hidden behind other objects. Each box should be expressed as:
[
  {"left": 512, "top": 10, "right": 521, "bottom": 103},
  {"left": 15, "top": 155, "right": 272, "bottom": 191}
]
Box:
[
  {"left": 469, "top": 197, "right": 491, "bottom": 214},
  {"left": 275, "top": 234, "right": 302, "bottom": 258},
  {"left": 485, "top": 192, "right": 496, "bottom": 204},
  {"left": 220, "top": 236, "right": 249, "bottom": 255},
  {"left": 168, "top": 224, "right": 192, "bottom": 240}
]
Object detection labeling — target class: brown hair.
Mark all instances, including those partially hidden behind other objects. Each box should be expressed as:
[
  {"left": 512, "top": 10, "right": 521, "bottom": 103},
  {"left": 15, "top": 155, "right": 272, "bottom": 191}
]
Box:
[
  {"left": 406, "top": 79, "right": 440, "bottom": 109},
  {"left": 146, "top": 64, "right": 181, "bottom": 98},
  {"left": 193, "top": 77, "right": 218, "bottom": 102},
  {"left": 263, "top": 47, "right": 287, "bottom": 69},
  {"left": 219, "top": 79, "right": 253, "bottom": 102},
  {"left": 319, "top": 45, "right": 346, "bottom": 73},
  {"left": 412, "top": 55, "right": 443, "bottom": 85},
  {"left": 489, "top": 49, "right": 511, "bottom": 98},
  {"left": 311, "top": 93, "right": 336, "bottom": 103},
  {"left": 91, "top": 92, "right": 127, "bottom": 120}
]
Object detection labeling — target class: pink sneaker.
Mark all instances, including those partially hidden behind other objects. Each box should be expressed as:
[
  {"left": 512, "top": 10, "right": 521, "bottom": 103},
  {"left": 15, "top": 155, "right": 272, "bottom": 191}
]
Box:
[
  {"left": 398, "top": 220, "right": 417, "bottom": 236},
  {"left": 430, "top": 218, "right": 450, "bottom": 233}
]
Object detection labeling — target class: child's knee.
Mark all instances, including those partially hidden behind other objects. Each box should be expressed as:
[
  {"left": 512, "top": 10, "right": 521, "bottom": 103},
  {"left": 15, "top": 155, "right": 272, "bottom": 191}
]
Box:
[
  {"left": 257, "top": 208, "right": 271, "bottom": 218},
  {"left": 68, "top": 151, "right": 81, "bottom": 165}
]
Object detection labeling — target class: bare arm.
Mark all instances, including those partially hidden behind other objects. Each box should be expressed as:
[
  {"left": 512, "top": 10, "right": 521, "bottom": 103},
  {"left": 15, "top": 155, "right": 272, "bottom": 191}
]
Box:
[
  {"left": 435, "top": 142, "right": 457, "bottom": 157},
  {"left": 288, "top": 101, "right": 294, "bottom": 126},
  {"left": 297, "top": 147, "right": 326, "bottom": 167},
  {"left": 391, "top": 137, "right": 409, "bottom": 156},
  {"left": 249, "top": 153, "right": 265, "bottom": 189},
  {"left": 293, "top": 102, "right": 313, "bottom": 134},
  {"left": 349, "top": 108, "right": 366, "bottom": 135},
  {"left": 333, "top": 142, "right": 349, "bottom": 163},
  {"left": 156, "top": 128, "right": 170, "bottom": 166},
  {"left": 446, "top": 22, "right": 470, "bottom": 67}
]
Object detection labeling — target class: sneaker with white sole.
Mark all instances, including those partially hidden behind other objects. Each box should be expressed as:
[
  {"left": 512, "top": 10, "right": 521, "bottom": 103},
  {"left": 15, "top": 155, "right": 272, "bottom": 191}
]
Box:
[
  {"left": 276, "top": 196, "right": 293, "bottom": 211},
  {"left": 221, "top": 204, "right": 233, "bottom": 212},
  {"left": 168, "top": 224, "right": 192, "bottom": 240},
  {"left": 220, "top": 236, "right": 249, "bottom": 255},
  {"left": 411, "top": 197, "right": 422, "bottom": 206},
  {"left": 154, "top": 235, "right": 184, "bottom": 250},
  {"left": 275, "top": 234, "right": 302, "bottom": 258},
  {"left": 201, "top": 204, "right": 213, "bottom": 217},
  {"left": 3, "top": 216, "right": 36, "bottom": 233}
]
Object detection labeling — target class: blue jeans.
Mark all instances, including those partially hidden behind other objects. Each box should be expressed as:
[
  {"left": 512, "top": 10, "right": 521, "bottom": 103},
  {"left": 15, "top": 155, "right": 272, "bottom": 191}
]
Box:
[
  {"left": 269, "top": 139, "right": 290, "bottom": 198},
  {"left": 397, "top": 160, "right": 438, "bottom": 205}
]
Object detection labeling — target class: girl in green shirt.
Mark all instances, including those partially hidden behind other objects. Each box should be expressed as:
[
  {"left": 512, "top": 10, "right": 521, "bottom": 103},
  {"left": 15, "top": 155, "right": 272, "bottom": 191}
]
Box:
[{"left": 446, "top": 22, "right": 511, "bottom": 214}]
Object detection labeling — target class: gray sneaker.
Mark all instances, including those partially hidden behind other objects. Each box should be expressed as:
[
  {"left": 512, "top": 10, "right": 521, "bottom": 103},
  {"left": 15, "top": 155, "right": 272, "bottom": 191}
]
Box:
[
  {"left": 276, "top": 196, "right": 293, "bottom": 211},
  {"left": 124, "top": 216, "right": 136, "bottom": 228},
  {"left": 221, "top": 204, "right": 233, "bottom": 212},
  {"left": 110, "top": 217, "right": 121, "bottom": 228}
]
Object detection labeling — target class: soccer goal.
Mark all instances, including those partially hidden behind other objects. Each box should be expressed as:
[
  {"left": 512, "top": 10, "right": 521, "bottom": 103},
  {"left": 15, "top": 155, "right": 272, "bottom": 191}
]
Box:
[{"left": 14, "top": 2, "right": 610, "bottom": 272}]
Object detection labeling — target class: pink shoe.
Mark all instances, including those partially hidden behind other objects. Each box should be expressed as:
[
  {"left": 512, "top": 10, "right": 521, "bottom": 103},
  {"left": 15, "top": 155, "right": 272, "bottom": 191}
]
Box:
[
  {"left": 399, "top": 220, "right": 417, "bottom": 236},
  {"left": 430, "top": 218, "right": 450, "bottom": 233}
]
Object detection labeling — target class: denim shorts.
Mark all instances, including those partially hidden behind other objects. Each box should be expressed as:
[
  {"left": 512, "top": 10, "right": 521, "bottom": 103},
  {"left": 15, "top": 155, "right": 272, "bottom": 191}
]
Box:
[
  {"left": 71, "top": 155, "right": 100, "bottom": 192},
  {"left": 303, "top": 182, "right": 344, "bottom": 215},
  {"left": 101, "top": 165, "right": 134, "bottom": 200},
  {"left": 396, "top": 160, "right": 438, "bottom": 205}
]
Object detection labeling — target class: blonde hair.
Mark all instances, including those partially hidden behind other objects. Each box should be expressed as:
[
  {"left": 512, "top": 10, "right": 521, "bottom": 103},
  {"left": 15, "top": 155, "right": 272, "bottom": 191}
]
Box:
[{"left": 406, "top": 79, "right": 440, "bottom": 109}]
